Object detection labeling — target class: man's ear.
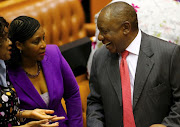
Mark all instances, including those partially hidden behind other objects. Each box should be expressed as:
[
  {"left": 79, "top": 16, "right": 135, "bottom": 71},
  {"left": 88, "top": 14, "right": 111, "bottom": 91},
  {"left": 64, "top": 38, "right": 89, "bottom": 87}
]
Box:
[
  {"left": 122, "top": 21, "right": 131, "bottom": 35},
  {"left": 15, "top": 41, "right": 23, "bottom": 51}
]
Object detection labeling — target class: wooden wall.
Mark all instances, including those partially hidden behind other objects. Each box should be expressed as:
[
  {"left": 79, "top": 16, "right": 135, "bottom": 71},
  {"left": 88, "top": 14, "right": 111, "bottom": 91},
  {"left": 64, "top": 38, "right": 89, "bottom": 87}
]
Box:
[
  {"left": 90, "top": 0, "right": 111, "bottom": 22},
  {"left": 0, "top": 0, "right": 25, "bottom": 8}
]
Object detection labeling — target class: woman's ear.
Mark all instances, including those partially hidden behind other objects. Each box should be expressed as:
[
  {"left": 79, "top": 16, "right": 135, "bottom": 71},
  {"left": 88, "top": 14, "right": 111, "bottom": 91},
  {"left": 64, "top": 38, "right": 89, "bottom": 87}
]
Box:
[
  {"left": 15, "top": 41, "right": 23, "bottom": 51},
  {"left": 122, "top": 21, "right": 131, "bottom": 35}
]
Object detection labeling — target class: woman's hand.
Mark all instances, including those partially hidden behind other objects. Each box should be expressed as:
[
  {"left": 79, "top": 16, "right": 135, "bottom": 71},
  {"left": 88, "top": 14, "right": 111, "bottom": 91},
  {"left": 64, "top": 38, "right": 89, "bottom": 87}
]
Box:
[
  {"left": 21, "top": 119, "right": 59, "bottom": 127},
  {"left": 21, "top": 109, "right": 65, "bottom": 121}
]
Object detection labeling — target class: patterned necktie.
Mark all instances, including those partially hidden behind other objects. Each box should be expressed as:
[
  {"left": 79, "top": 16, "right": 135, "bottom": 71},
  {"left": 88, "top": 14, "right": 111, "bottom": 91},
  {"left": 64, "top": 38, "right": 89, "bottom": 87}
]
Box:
[{"left": 120, "top": 50, "right": 136, "bottom": 127}]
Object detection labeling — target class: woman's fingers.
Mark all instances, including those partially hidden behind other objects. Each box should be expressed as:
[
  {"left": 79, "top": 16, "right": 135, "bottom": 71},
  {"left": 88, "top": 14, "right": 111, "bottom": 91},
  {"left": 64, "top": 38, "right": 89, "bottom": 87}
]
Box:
[
  {"left": 31, "top": 109, "right": 65, "bottom": 122},
  {"left": 25, "top": 120, "right": 60, "bottom": 127},
  {"left": 38, "top": 114, "right": 56, "bottom": 119},
  {"left": 25, "top": 119, "right": 49, "bottom": 127},
  {"left": 31, "top": 109, "right": 56, "bottom": 120},
  {"left": 40, "top": 122, "right": 59, "bottom": 127},
  {"left": 44, "top": 110, "right": 55, "bottom": 114},
  {"left": 49, "top": 116, "right": 65, "bottom": 122}
]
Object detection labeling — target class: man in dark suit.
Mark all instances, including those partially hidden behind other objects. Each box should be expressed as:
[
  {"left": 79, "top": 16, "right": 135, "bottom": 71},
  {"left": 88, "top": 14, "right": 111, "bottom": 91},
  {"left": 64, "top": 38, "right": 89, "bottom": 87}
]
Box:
[{"left": 86, "top": 1, "right": 180, "bottom": 127}]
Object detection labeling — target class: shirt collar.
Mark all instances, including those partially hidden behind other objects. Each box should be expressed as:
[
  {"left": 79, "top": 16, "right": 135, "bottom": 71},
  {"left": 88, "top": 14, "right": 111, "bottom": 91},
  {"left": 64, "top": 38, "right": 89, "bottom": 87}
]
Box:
[
  {"left": 126, "top": 29, "right": 142, "bottom": 55},
  {"left": 0, "top": 59, "right": 7, "bottom": 87},
  {"left": 0, "top": 59, "right": 6, "bottom": 69}
]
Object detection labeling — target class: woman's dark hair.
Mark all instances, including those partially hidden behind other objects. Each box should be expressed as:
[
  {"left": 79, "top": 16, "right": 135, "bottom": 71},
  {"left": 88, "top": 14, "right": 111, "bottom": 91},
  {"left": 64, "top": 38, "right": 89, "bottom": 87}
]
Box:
[
  {"left": 0, "top": 17, "right": 9, "bottom": 44},
  {"left": 7, "top": 16, "right": 40, "bottom": 68}
]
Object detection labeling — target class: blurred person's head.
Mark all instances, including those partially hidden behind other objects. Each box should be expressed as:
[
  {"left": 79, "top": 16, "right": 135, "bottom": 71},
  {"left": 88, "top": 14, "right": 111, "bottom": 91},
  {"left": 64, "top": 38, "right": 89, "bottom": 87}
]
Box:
[{"left": 0, "top": 17, "right": 12, "bottom": 60}]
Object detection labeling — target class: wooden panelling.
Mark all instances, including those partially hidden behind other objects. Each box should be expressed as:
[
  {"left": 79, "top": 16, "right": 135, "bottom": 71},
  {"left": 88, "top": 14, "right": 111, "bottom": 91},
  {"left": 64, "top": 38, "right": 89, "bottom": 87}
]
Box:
[
  {"left": 0, "top": 0, "right": 25, "bottom": 8},
  {"left": 90, "top": 0, "right": 111, "bottom": 22}
]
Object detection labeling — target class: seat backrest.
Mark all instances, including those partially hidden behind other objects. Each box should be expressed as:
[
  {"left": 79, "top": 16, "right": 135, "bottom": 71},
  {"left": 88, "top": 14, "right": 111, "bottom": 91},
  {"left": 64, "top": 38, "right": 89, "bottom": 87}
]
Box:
[
  {"left": 0, "top": 0, "right": 87, "bottom": 46},
  {"left": 0, "top": 0, "right": 25, "bottom": 8}
]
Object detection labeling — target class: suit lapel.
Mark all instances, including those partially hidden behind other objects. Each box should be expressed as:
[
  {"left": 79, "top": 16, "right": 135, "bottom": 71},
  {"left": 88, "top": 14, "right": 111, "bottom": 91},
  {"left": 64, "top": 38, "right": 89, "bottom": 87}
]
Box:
[
  {"left": 14, "top": 53, "right": 55, "bottom": 109},
  {"left": 106, "top": 53, "right": 122, "bottom": 106},
  {"left": 133, "top": 32, "right": 154, "bottom": 109},
  {"left": 41, "top": 54, "right": 55, "bottom": 109},
  {"left": 11, "top": 67, "right": 47, "bottom": 108}
]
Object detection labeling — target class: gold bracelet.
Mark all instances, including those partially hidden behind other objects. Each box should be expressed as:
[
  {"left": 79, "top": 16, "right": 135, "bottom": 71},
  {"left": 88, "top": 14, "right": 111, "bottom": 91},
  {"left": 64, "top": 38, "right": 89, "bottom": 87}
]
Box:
[{"left": 19, "top": 109, "right": 26, "bottom": 122}]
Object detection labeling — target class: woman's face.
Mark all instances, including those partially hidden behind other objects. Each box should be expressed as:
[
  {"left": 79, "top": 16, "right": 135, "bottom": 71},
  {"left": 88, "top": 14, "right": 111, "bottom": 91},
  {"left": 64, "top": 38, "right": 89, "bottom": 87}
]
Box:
[
  {"left": 19, "top": 26, "right": 46, "bottom": 62},
  {"left": 0, "top": 27, "right": 12, "bottom": 60}
]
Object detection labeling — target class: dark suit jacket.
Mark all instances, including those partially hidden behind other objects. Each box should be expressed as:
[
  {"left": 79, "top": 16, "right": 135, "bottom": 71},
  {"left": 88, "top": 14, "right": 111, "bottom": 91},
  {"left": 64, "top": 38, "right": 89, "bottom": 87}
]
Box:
[
  {"left": 8, "top": 45, "right": 83, "bottom": 127},
  {"left": 87, "top": 32, "right": 180, "bottom": 127}
]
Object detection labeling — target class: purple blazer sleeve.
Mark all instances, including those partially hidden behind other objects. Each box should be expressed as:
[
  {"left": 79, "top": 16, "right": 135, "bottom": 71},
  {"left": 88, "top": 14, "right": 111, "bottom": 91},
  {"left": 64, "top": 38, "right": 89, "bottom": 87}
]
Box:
[{"left": 56, "top": 45, "right": 83, "bottom": 127}]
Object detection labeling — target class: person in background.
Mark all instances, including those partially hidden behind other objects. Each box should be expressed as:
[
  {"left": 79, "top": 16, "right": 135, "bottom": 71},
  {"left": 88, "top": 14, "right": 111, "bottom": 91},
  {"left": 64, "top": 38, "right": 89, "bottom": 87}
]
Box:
[
  {"left": 87, "top": 2, "right": 180, "bottom": 127},
  {"left": 0, "top": 17, "right": 64, "bottom": 127},
  {"left": 7, "top": 16, "right": 83, "bottom": 127},
  {"left": 87, "top": 0, "right": 180, "bottom": 77}
]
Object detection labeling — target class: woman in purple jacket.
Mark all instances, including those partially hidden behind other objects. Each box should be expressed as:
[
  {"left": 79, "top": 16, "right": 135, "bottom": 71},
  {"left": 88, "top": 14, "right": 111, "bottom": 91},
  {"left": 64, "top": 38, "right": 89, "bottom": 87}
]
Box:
[
  {"left": 0, "top": 16, "right": 65, "bottom": 127},
  {"left": 7, "top": 16, "right": 83, "bottom": 127}
]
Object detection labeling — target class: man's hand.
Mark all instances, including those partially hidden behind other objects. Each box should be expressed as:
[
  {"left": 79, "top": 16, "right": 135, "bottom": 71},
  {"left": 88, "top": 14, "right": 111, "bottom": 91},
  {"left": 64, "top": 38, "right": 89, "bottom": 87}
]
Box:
[{"left": 150, "top": 124, "right": 167, "bottom": 127}]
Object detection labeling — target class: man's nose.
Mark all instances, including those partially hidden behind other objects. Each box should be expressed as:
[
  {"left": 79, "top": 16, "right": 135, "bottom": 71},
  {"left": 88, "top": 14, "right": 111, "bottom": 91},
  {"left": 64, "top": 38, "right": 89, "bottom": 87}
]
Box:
[{"left": 98, "top": 34, "right": 104, "bottom": 41}]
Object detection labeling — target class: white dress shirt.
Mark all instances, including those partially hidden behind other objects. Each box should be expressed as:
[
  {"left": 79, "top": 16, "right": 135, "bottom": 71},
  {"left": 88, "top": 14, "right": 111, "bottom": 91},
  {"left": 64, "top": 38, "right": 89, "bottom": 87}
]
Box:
[{"left": 119, "top": 30, "right": 142, "bottom": 104}]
